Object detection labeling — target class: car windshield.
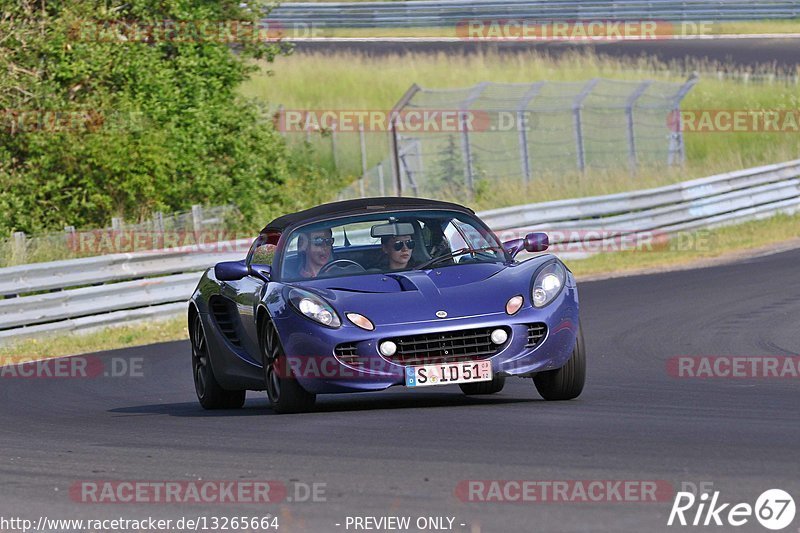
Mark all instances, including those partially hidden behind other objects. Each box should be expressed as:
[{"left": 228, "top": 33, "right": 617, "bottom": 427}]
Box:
[{"left": 279, "top": 209, "right": 507, "bottom": 281}]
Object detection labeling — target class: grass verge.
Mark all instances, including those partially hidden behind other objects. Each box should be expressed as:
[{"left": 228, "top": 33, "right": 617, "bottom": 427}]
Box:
[
  {"left": 566, "top": 213, "right": 800, "bottom": 277},
  {"left": 0, "top": 317, "right": 188, "bottom": 365},
  {"left": 1, "top": 213, "right": 798, "bottom": 363}
]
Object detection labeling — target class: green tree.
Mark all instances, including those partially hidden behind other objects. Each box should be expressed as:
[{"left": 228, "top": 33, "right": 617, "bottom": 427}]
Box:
[
  {"left": 0, "top": 0, "right": 334, "bottom": 234},
  {"left": 431, "top": 134, "right": 464, "bottom": 198}
]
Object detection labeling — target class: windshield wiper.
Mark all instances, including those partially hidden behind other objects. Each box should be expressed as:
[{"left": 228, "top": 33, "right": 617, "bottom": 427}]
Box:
[{"left": 416, "top": 246, "right": 502, "bottom": 270}]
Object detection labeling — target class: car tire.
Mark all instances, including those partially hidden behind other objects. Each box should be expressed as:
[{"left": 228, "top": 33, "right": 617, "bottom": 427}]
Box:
[
  {"left": 459, "top": 375, "right": 505, "bottom": 395},
  {"left": 533, "top": 325, "right": 586, "bottom": 401},
  {"left": 260, "top": 318, "right": 316, "bottom": 414},
  {"left": 191, "top": 313, "right": 246, "bottom": 409}
]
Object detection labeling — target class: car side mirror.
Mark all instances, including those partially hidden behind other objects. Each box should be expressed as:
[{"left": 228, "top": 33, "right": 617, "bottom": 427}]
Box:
[
  {"left": 215, "top": 260, "right": 249, "bottom": 281},
  {"left": 250, "top": 264, "right": 271, "bottom": 282},
  {"left": 503, "top": 232, "right": 549, "bottom": 258},
  {"left": 524, "top": 232, "right": 549, "bottom": 253}
]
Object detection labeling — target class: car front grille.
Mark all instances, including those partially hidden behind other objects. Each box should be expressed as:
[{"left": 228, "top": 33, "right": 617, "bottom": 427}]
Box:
[
  {"left": 334, "top": 342, "right": 363, "bottom": 367},
  {"left": 526, "top": 323, "right": 547, "bottom": 347},
  {"left": 381, "top": 327, "right": 510, "bottom": 366}
]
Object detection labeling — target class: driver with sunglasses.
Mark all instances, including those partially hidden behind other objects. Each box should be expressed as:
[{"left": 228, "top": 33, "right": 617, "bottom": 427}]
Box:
[
  {"left": 380, "top": 234, "right": 417, "bottom": 271},
  {"left": 298, "top": 228, "right": 335, "bottom": 278}
]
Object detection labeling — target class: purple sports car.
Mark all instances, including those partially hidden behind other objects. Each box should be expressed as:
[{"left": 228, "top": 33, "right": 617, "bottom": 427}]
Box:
[{"left": 189, "top": 197, "right": 585, "bottom": 413}]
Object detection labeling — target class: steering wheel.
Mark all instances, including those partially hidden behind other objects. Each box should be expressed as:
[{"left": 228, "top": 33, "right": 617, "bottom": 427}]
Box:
[{"left": 318, "top": 259, "right": 366, "bottom": 276}]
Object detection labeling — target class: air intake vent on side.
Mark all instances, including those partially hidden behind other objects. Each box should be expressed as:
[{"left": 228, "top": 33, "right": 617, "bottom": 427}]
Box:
[{"left": 210, "top": 297, "right": 241, "bottom": 347}]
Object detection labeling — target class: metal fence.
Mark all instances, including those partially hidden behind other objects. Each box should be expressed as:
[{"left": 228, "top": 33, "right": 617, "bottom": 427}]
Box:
[
  {"left": 268, "top": 0, "right": 800, "bottom": 28},
  {"left": 0, "top": 204, "right": 239, "bottom": 267},
  {"left": 339, "top": 76, "right": 697, "bottom": 200}
]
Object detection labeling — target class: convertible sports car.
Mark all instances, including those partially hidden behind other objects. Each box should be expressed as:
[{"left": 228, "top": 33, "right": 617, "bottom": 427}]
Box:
[{"left": 189, "top": 197, "right": 585, "bottom": 413}]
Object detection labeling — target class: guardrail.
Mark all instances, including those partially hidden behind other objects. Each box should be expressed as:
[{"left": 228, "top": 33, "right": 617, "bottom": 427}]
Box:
[
  {"left": 268, "top": 0, "right": 800, "bottom": 28},
  {"left": 1, "top": 159, "right": 798, "bottom": 342}
]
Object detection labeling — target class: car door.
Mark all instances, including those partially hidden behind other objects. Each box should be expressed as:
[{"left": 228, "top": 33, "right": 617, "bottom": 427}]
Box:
[
  {"left": 238, "top": 234, "right": 278, "bottom": 361},
  {"left": 212, "top": 234, "right": 276, "bottom": 364}
]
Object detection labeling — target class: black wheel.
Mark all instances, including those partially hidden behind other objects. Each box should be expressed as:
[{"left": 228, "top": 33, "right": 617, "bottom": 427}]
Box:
[
  {"left": 260, "top": 318, "right": 316, "bottom": 414},
  {"left": 533, "top": 325, "right": 586, "bottom": 401},
  {"left": 191, "top": 313, "right": 246, "bottom": 409},
  {"left": 459, "top": 375, "right": 506, "bottom": 395}
]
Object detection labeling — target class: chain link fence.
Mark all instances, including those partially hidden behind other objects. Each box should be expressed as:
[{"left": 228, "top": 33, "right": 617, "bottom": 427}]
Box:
[{"left": 338, "top": 75, "right": 697, "bottom": 201}]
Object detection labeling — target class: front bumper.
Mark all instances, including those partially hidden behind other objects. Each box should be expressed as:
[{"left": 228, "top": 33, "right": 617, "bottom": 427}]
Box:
[{"left": 275, "top": 286, "right": 580, "bottom": 394}]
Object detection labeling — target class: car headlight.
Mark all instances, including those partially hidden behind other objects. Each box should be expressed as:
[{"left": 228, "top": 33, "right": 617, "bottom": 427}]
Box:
[
  {"left": 532, "top": 262, "right": 566, "bottom": 308},
  {"left": 288, "top": 288, "right": 341, "bottom": 328}
]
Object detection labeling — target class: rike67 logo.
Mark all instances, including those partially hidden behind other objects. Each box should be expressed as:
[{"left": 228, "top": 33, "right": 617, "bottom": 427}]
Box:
[{"left": 668, "top": 489, "right": 796, "bottom": 530}]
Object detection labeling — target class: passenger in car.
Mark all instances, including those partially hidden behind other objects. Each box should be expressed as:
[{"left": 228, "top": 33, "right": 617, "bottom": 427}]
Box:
[
  {"left": 298, "top": 228, "right": 334, "bottom": 278},
  {"left": 378, "top": 234, "right": 417, "bottom": 271}
]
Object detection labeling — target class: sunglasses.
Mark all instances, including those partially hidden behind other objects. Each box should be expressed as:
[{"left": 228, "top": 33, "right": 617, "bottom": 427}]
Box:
[
  {"left": 311, "top": 237, "right": 335, "bottom": 247},
  {"left": 392, "top": 239, "right": 415, "bottom": 251}
]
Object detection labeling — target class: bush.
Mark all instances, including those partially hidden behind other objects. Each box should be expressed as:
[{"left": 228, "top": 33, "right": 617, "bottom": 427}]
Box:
[{"left": 0, "top": 0, "right": 337, "bottom": 234}]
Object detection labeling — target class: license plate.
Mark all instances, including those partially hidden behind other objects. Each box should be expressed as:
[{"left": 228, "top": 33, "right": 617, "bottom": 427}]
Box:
[{"left": 405, "top": 361, "right": 492, "bottom": 387}]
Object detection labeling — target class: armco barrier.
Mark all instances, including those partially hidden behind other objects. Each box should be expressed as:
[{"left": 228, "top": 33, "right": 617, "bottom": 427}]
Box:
[
  {"left": 267, "top": 0, "right": 800, "bottom": 28},
  {"left": 0, "top": 159, "right": 798, "bottom": 342}
]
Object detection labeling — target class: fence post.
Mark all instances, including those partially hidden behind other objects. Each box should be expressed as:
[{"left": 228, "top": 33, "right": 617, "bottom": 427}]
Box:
[
  {"left": 359, "top": 121, "right": 368, "bottom": 197},
  {"left": 389, "top": 117, "right": 402, "bottom": 196},
  {"left": 359, "top": 121, "right": 368, "bottom": 178},
  {"left": 275, "top": 104, "right": 286, "bottom": 137},
  {"left": 458, "top": 83, "right": 488, "bottom": 200},
  {"left": 669, "top": 73, "right": 700, "bottom": 166},
  {"left": 154, "top": 211, "right": 164, "bottom": 249},
  {"left": 388, "top": 84, "right": 421, "bottom": 197},
  {"left": 192, "top": 205, "right": 203, "bottom": 235},
  {"left": 398, "top": 145, "right": 420, "bottom": 197},
  {"left": 460, "top": 111, "right": 474, "bottom": 199},
  {"left": 377, "top": 162, "right": 386, "bottom": 196},
  {"left": 64, "top": 225, "right": 76, "bottom": 254},
  {"left": 516, "top": 82, "right": 544, "bottom": 186},
  {"left": 12, "top": 231, "right": 26, "bottom": 265},
  {"left": 331, "top": 121, "right": 339, "bottom": 171},
  {"left": 572, "top": 78, "right": 599, "bottom": 173},
  {"left": 625, "top": 80, "right": 652, "bottom": 174},
  {"left": 517, "top": 111, "right": 531, "bottom": 185}
]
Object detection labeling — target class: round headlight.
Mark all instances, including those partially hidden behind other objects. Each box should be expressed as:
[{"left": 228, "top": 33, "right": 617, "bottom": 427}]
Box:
[
  {"left": 490, "top": 328, "right": 508, "bottom": 345},
  {"left": 288, "top": 289, "right": 341, "bottom": 328},
  {"left": 379, "top": 341, "right": 397, "bottom": 357},
  {"left": 532, "top": 262, "right": 566, "bottom": 308},
  {"left": 533, "top": 288, "right": 548, "bottom": 307}
]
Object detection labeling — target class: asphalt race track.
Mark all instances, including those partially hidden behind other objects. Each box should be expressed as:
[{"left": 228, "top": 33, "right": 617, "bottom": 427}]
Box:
[
  {"left": 1, "top": 248, "right": 799, "bottom": 532},
  {"left": 294, "top": 38, "right": 800, "bottom": 70}
]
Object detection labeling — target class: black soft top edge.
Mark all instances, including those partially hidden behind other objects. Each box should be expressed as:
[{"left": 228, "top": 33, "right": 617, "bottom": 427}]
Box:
[{"left": 261, "top": 197, "right": 475, "bottom": 234}]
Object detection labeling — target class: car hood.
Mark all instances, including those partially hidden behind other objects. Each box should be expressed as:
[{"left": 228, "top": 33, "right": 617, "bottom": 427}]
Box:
[{"left": 291, "top": 261, "right": 543, "bottom": 326}]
